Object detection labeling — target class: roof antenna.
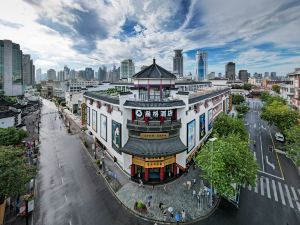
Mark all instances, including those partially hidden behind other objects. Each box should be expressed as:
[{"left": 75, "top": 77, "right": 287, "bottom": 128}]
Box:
[{"left": 153, "top": 58, "right": 156, "bottom": 64}]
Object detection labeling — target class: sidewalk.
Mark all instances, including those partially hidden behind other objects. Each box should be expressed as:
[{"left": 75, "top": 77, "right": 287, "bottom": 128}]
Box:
[{"left": 64, "top": 110, "right": 220, "bottom": 224}]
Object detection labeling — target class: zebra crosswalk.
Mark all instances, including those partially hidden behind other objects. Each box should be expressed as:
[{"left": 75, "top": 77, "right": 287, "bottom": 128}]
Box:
[{"left": 242, "top": 176, "right": 300, "bottom": 212}]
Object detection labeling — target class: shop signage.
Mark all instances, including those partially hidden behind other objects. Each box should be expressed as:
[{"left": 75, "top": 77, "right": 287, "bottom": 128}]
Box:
[
  {"left": 140, "top": 133, "right": 169, "bottom": 139},
  {"left": 135, "top": 109, "right": 173, "bottom": 118}
]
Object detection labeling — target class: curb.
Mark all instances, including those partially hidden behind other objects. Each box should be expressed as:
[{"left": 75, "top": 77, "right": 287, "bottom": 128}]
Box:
[{"left": 79, "top": 141, "right": 220, "bottom": 224}]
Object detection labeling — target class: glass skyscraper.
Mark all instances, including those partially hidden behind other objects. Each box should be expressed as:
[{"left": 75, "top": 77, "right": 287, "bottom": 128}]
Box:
[{"left": 195, "top": 51, "right": 208, "bottom": 81}]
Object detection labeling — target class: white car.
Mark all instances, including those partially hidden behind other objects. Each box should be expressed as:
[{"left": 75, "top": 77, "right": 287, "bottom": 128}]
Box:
[{"left": 275, "top": 132, "right": 284, "bottom": 142}]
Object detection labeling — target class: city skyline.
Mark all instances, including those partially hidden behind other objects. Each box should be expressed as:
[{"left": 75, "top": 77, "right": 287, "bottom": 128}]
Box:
[{"left": 0, "top": 0, "right": 299, "bottom": 76}]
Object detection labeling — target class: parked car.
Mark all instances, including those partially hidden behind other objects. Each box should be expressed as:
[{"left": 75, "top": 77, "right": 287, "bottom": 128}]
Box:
[{"left": 275, "top": 132, "right": 284, "bottom": 142}]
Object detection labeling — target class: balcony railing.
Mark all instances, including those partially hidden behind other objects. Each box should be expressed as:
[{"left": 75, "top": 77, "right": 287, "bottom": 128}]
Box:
[{"left": 127, "top": 119, "right": 182, "bottom": 132}]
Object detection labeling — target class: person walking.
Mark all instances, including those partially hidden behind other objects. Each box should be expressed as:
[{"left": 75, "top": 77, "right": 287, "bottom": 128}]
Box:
[
  {"left": 181, "top": 210, "right": 186, "bottom": 222},
  {"left": 193, "top": 189, "right": 196, "bottom": 198}
]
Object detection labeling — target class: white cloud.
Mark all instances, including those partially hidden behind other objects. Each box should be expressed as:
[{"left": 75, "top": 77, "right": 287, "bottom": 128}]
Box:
[{"left": 0, "top": 0, "right": 299, "bottom": 76}]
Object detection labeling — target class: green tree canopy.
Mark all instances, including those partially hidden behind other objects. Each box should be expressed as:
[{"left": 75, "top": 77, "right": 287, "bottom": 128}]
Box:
[
  {"left": 261, "top": 100, "right": 299, "bottom": 131},
  {"left": 0, "top": 128, "right": 28, "bottom": 146},
  {"left": 0, "top": 146, "right": 36, "bottom": 203},
  {"left": 235, "top": 103, "right": 249, "bottom": 115},
  {"left": 195, "top": 134, "right": 258, "bottom": 199},
  {"left": 272, "top": 84, "right": 280, "bottom": 94},
  {"left": 285, "top": 125, "right": 300, "bottom": 166},
  {"left": 231, "top": 94, "right": 245, "bottom": 105},
  {"left": 243, "top": 83, "right": 252, "bottom": 91},
  {"left": 213, "top": 113, "right": 248, "bottom": 141}
]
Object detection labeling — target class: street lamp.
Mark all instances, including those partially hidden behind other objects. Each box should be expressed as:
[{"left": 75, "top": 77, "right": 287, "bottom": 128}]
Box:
[{"left": 209, "top": 137, "right": 217, "bottom": 207}]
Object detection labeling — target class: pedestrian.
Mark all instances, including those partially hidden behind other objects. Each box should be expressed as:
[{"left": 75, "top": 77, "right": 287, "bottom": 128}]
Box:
[
  {"left": 193, "top": 189, "right": 196, "bottom": 198},
  {"left": 139, "top": 179, "right": 143, "bottom": 188},
  {"left": 181, "top": 210, "right": 186, "bottom": 222},
  {"left": 147, "top": 199, "right": 151, "bottom": 207},
  {"left": 163, "top": 210, "right": 167, "bottom": 221},
  {"left": 159, "top": 202, "right": 163, "bottom": 210},
  {"left": 163, "top": 184, "right": 167, "bottom": 192},
  {"left": 193, "top": 178, "right": 196, "bottom": 185}
]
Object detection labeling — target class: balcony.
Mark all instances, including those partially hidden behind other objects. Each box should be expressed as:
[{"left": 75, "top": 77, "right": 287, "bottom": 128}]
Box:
[{"left": 127, "top": 119, "right": 182, "bottom": 132}]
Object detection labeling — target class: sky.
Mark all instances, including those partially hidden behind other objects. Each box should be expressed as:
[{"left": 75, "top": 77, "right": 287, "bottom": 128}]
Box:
[{"left": 0, "top": 0, "right": 300, "bottom": 76}]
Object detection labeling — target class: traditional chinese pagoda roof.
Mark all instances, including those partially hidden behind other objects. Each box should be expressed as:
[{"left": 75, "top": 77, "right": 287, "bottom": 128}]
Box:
[
  {"left": 132, "top": 59, "right": 177, "bottom": 80},
  {"left": 122, "top": 136, "right": 186, "bottom": 157}
]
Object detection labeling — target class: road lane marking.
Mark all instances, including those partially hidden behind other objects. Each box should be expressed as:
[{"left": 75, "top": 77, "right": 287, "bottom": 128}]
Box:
[
  {"left": 259, "top": 135, "right": 265, "bottom": 172},
  {"left": 268, "top": 125, "right": 284, "bottom": 180},
  {"left": 258, "top": 170, "right": 284, "bottom": 180},
  {"left": 278, "top": 182, "right": 286, "bottom": 206},
  {"left": 61, "top": 177, "right": 64, "bottom": 184},
  {"left": 65, "top": 194, "right": 68, "bottom": 203},
  {"left": 253, "top": 151, "right": 257, "bottom": 161},
  {"left": 266, "top": 156, "right": 275, "bottom": 170},
  {"left": 260, "top": 177, "right": 264, "bottom": 196},
  {"left": 266, "top": 177, "right": 271, "bottom": 199},
  {"left": 291, "top": 187, "right": 300, "bottom": 212},
  {"left": 285, "top": 184, "right": 294, "bottom": 209},
  {"left": 272, "top": 180, "right": 278, "bottom": 202},
  {"left": 69, "top": 221, "right": 72, "bottom": 225}
]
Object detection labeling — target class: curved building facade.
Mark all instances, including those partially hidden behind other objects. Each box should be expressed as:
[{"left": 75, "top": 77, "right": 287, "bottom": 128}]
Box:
[{"left": 83, "top": 59, "right": 230, "bottom": 184}]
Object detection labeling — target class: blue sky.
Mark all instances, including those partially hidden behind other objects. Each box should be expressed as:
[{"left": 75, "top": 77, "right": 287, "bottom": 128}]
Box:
[{"left": 0, "top": 0, "right": 300, "bottom": 76}]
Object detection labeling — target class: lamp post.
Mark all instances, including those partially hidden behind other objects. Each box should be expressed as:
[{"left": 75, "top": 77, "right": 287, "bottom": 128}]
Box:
[{"left": 209, "top": 137, "right": 217, "bottom": 207}]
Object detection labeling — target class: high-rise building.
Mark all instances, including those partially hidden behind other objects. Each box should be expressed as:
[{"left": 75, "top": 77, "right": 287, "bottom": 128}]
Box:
[
  {"left": 85, "top": 68, "right": 94, "bottom": 80},
  {"left": 218, "top": 73, "right": 222, "bottom": 78},
  {"left": 36, "top": 68, "right": 42, "bottom": 83},
  {"left": 195, "top": 51, "right": 208, "bottom": 81},
  {"left": 270, "top": 72, "right": 276, "bottom": 79},
  {"left": 64, "top": 65, "right": 70, "bottom": 80},
  {"left": 120, "top": 59, "right": 135, "bottom": 80},
  {"left": 98, "top": 66, "right": 107, "bottom": 82},
  {"left": 31, "top": 60, "right": 35, "bottom": 85},
  {"left": 207, "top": 72, "right": 215, "bottom": 80},
  {"left": 70, "top": 69, "right": 76, "bottom": 79},
  {"left": 57, "top": 70, "right": 65, "bottom": 81},
  {"left": 173, "top": 49, "right": 183, "bottom": 77},
  {"left": 264, "top": 72, "right": 269, "bottom": 78},
  {"left": 47, "top": 69, "right": 56, "bottom": 80},
  {"left": 238, "top": 70, "right": 249, "bottom": 83},
  {"left": 22, "top": 54, "right": 31, "bottom": 86},
  {"left": 225, "top": 62, "right": 236, "bottom": 80},
  {"left": 0, "top": 40, "right": 23, "bottom": 96}
]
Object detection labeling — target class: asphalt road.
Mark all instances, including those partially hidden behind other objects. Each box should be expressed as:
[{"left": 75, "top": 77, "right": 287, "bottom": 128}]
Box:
[
  {"left": 34, "top": 100, "right": 151, "bottom": 225},
  {"left": 34, "top": 99, "right": 300, "bottom": 225}
]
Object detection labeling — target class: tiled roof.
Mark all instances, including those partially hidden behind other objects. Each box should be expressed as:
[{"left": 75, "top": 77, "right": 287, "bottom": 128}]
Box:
[
  {"left": 84, "top": 92, "right": 120, "bottom": 105},
  {"left": 122, "top": 136, "right": 186, "bottom": 157},
  {"left": 188, "top": 88, "right": 230, "bottom": 104},
  {"left": 132, "top": 59, "right": 176, "bottom": 79}
]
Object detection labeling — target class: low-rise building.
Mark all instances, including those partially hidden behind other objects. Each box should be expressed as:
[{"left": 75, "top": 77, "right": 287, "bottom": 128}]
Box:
[
  {"left": 280, "top": 83, "right": 295, "bottom": 105},
  {"left": 287, "top": 68, "right": 300, "bottom": 109},
  {"left": 83, "top": 59, "right": 230, "bottom": 184}
]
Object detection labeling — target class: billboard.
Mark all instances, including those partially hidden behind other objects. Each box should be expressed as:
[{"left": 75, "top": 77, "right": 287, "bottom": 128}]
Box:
[
  {"left": 187, "top": 120, "right": 196, "bottom": 153},
  {"left": 92, "top": 109, "right": 97, "bottom": 132},
  {"left": 112, "top": 120, "right": 122, "bottom": 152},
  {"left": 199, "top": 113, "right": 206, "bottom": 140},
  {"left": 81, "top": 103, "right": 87, "bottom": 126},
  {"left": 100, "top": 114, "right": 107, "bottom": 141},
  {"left": 208, "top": 109, "right": 213, "bottom": 130}
]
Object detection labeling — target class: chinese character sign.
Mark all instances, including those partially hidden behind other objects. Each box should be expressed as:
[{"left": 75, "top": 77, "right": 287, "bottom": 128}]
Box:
[
  {"left": 112, "top": 120, "right": 122, "bottom": 152},
  {"left": 199, "top": 113, "right": 206, "bottom": 140}
]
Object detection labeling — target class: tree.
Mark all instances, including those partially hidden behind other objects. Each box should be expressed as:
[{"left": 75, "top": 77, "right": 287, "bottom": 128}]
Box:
[
  {"left": 285, "top": 125, "right": 300, "bottom": 166},
  {"left": 0, "top": 146, "right": 36, "bottom": 203},
  {"left": 213, "top": 113, "right": 248, "bottom": 141},
  {"left": 243, "top": 83, "right": 252, "bottom": 91},
  {"left": 272, "top": 84, "right": 280, "bottom": 94},
  {"left": 195, "top": 134, "right": 258, "bottom": 199},
  {"left": 0, "top": 128, "right": 28, "bottom": 146},
  {"left": 261, "top": 100, "right": 299, "bottom": 131},
  {"left": 231, "top": 94, "right": 245, "bottom": 105},
  {"left": 260, "top": 92, "right": 270, "bottom": 102},
  {"left": 235, "top": 103, "right": 249, "bottom": 115}
]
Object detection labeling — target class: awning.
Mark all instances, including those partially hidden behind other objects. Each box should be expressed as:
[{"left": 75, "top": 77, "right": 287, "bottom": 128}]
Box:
[{"left": 122, "top": 136, "right": 187, "bottom": 157}]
